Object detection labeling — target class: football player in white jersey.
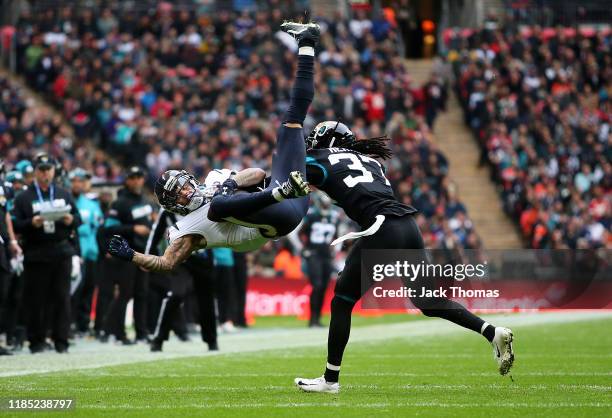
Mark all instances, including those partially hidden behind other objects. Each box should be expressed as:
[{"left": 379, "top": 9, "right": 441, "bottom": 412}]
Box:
[{"left": 107, "top": 21, "right": 320, "bottom": 272}]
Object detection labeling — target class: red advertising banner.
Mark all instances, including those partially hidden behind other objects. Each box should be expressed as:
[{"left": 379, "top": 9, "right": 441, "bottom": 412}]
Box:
[
  {"left": 245, "top": 277, "right": 413, "bottom": 320},
  {"left": 246, "top": 275, "right": 612, "bottom": 320},
  {"left": 246, "top": 277, "right": 327, "bottom": 318}
]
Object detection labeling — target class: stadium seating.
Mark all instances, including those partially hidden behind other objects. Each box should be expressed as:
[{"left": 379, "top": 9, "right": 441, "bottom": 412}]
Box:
[
  {"left": 449, "top": 25, "right": 610, "bottom": 249},
  {"left": 10, "top": 1, "right": 482, "bottom": 249},
  {"left": 0, "top": 75, "right": 123, "bottom": 182}
]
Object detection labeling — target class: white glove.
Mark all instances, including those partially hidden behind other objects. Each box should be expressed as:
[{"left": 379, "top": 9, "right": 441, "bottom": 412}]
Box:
[
  {"left": 70, "top": 255, "right": 83, "bottom": 296},
  {"left": 10, "top": 254, "right": 24, "bottom": 276}
]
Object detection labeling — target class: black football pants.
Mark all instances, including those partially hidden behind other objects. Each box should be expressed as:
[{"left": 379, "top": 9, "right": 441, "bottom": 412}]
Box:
[{"left": 23, "top": 258, "right": 72, "bottom": 350}]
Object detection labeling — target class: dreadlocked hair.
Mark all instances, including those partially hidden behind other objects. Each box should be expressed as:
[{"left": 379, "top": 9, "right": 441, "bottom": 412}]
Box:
[{"left": 336, "top": 135, "right": 393, "bottom": 160}]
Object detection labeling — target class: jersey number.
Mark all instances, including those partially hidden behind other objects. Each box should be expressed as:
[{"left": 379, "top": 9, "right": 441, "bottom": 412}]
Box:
[
  {"left": 310, "top": 222, "right": 336, "bottom": 244},
  {"left": 328, "top": 153, "right": 390, "bottom": 188}
]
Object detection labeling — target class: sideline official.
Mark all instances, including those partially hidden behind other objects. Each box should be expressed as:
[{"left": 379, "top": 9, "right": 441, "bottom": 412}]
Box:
[{"left": 12, "top": 153, "right": 80, "bottom": 353}]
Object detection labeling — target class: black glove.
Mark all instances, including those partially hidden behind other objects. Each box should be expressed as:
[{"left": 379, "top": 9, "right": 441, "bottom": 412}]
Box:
[
  {"left": 215, "top": 178, "right": 238, "bottom": 197},
  {"left": 108, "top": 235, "right": 135, "bottom": 261}
]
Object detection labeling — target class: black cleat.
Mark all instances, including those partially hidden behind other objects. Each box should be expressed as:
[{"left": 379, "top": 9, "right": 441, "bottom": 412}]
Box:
[
  {"left": 55, "top": 342, "right": 69, "bottom": 354},
  {"left": 207, "top": 341, "right": 219, "bottom": 351},
  {"left": 29, "top": 343, "right": 46, "bottom": 354},
  {"left": 278, "top": 171, "right": 310, "bottom": 199},
  {"left": 280, "top": 21, "right": 320, "bottom": 47},
  {"left": 218, "top": 178, "right": 239, "bottom": 197},
  {"left": 120, "top": 338, "right": 136, "bottom": 346},
  {"left": 150, "top": 339, "right": 163, "bottom": 352}
]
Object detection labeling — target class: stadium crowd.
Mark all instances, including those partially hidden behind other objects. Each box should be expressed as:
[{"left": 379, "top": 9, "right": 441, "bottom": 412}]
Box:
[
  {"left": 0, "top": 75, "right": 124, "bottom": 184},
  {"left": 0, "top": 1, "right": 482, "bottom": 354},
  {"left": 12, "top": 0, "right": 476, "bottom": 251},
  {"left": 449, "top": 25, "right": 611, "bottom": 249}
]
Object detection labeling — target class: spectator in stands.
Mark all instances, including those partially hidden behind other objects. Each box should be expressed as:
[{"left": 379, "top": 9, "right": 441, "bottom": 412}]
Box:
[
  {"left": 11, "top": 2, "right": 476, "bottom": 255},
  {"left": 450, "top": 24, "right": 610, "bottom": 249},
  {"left": 0, "top": 4, "right": 490, "bottom": 351},
  {"left": 274, "top": 240, "right": 304, "bottom": 280}
]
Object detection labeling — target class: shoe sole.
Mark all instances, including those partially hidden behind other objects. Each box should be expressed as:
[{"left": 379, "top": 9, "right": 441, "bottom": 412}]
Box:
[
  {"left": 280, "top": 22, "right": 321, "bottom": 38},
  {"left": 281, "top": 22, "right": 320, "bottom": 31},
  {"left": 499, "top": 331, "right": 514, "bottom": 376}
]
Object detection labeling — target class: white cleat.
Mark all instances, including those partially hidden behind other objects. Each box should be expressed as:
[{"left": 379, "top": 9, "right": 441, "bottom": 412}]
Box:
[
  {"left": 492, "top": 327, "right": 514, "bottom": 375},
  {"left": 219, "top": 321, "right": 237, "bottom": 334},
  {"left": 294, "top": 376, "right": 339, "bottom": 394}
]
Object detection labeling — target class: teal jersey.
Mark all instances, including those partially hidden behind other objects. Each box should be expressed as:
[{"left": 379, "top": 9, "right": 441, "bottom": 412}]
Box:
[
  {"left": 212, "top": 247, "right": 235, "bottom": 267},
  {"left": 75, "top": 194, "right": 104, "bottom": 261}
]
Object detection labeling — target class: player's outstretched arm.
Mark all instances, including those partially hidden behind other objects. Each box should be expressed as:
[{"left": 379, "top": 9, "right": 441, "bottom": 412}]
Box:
[
  {"left": 108, "top": 234, "right": 200, "bottom": 272},
  {"left": 233, "top": 168, "right": 266, "bottom": 188}
]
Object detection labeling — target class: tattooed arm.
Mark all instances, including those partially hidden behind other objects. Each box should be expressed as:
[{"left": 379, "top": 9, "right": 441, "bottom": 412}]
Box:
[
  {"left": 233, "top": 168, "right": 266, "bottom": 188},
  {"left": 131, "top": 234, "right": 202, "bottom": 272}
]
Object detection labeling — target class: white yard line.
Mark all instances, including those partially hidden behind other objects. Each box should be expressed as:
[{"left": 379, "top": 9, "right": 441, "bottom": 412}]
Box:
[
  {"left": 11, "top": 384, "right": 610, "bottom": 392},
  {"left": 0, "top": 311, "right": 610, "bottom": 378},
  {"left": 77, "top": 402, "right": 612, "bottom": 410}
]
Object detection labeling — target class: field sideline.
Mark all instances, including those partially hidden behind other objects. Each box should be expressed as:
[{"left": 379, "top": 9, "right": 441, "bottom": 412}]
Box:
[{"left": 1, "top": 311, "right": 611, "bottom": 417}]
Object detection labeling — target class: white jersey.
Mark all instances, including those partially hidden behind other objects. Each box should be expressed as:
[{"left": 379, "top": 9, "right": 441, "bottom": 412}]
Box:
[{"left": 167, "top": 203, "right": 268, "bottom": 252}]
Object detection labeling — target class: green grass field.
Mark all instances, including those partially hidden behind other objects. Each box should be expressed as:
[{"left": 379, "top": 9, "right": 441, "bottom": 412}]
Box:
[{"left": 1, "top": 313, "right": 611, "bottom": 417}]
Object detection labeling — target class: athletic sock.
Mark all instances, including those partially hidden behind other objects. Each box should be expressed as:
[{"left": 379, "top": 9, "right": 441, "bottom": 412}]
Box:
[
  {"left": 324, "top": 362, "right": 340, "bottom": 383},
  {"left": 283, "top": 53, "right": 314, "bottom": 124},
  {"left": 434, "top": 306, "right": 488, "bottom": 335},
  {"left": 417, "top": 298, "right": 492, "bottom": 339},
  {"left": 271, "top": 187, "right": 286, "bottom": 202},
  {"left": 298, "top": 45, "right": 315, "bottom": 56},
  {"left": 481, "top": 322, "right": 496, "bottom": 342},
  {"left": 325, "top": 295, "right": 356, "bottom": 383}
]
